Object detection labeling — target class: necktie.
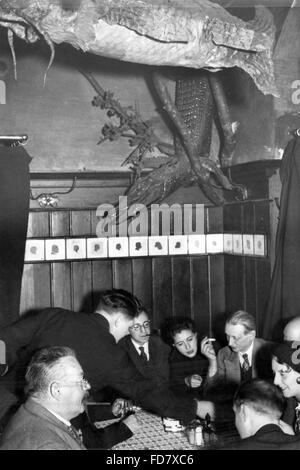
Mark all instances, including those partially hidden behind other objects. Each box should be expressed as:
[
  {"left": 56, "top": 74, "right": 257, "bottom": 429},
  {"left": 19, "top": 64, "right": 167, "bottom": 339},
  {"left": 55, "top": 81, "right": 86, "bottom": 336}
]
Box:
[
  {"left": 69, "top": 425, "right": 83, "bottom": 445},
  {"left": 139, "top": 346, "right": 148, "bottom": 363},
  {"left": 241, "top": 353, "right": 251, "bottom": 382},
  {"left": 295, "top": 406, "right": 300, "bottom": 435},
  {"left": 242, "top": 353, "right": 250, "bottom": 371}
]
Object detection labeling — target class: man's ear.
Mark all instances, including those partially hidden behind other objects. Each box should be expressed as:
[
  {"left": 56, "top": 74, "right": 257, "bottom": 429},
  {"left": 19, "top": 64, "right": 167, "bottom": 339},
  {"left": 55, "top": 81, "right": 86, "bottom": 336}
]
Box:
[{"left": 49, "top": 381, "right": 60, "bottom": 400}]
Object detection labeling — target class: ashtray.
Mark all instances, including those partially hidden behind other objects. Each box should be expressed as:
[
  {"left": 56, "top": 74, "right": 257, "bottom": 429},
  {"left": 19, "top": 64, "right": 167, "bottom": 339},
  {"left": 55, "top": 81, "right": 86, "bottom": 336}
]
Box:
[{"left": 162, "top": 417, "right": 184, "bottom": 432}]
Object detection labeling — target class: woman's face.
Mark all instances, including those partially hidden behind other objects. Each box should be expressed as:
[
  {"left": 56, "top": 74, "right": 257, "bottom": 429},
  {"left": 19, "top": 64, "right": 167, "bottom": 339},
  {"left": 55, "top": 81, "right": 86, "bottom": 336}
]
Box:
[{"left": 173, "top": 329, "right": 198, "bottom": 358}]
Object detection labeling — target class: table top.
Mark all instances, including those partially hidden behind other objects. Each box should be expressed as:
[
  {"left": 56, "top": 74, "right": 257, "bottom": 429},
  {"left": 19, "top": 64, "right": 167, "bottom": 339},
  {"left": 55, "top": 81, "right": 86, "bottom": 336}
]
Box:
[{"left": 95, "top": 410, "right": 239, "bottom": 450}]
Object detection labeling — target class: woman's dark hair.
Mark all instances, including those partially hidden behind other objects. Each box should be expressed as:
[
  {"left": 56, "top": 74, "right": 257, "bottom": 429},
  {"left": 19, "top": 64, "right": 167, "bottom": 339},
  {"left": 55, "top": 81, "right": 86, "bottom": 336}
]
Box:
[{"left": 160, "top": 316, "right": 196, "bottom": 345}]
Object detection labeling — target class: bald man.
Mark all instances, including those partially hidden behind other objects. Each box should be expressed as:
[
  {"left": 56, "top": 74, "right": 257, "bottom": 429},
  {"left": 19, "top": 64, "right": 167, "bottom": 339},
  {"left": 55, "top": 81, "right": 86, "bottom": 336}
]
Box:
[{"left": 283, "top": 317, "right": 300, "bottom": 342}]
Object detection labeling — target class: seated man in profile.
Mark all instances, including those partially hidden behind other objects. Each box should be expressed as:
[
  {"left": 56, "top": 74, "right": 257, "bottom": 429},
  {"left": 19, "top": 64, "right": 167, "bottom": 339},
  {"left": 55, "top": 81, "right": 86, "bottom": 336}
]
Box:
[
  {"left": 223, "top": 379, "right": 298, "bottom": 450},
  {"left": 0, "top": 346, "right": 139, "bottom": 450},
  {"left": 201, "top": 310, "right": 273, "bottom": 396}
]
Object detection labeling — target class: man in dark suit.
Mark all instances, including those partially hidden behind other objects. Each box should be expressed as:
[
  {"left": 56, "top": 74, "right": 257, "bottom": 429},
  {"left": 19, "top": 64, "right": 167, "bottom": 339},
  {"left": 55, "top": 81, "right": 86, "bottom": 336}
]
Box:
[
  {"left": 223, "top": 379, "right": 299, "bottom": 450},
  {"left": 0, "top": 289, "right": 207, "bottom": 435},
  {"left": 0, "top": 345, "right": 139, "bottom": 450},
  {"left": 118, "top": 307, "right": 170, "bottom": 387},
  {"left": 201, "top": 310, "right": 273, "bottom": 395}
]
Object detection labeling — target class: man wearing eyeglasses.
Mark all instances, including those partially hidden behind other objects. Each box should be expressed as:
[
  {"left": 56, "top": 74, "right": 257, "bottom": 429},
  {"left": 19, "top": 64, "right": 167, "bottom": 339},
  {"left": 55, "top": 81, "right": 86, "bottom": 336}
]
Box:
[
  {"left": 0, "top": 346, "right": 91, "bottom": 449},
  {"left": 118, "top": 308, "right": 170, "bottom": 386},
  {"left": 0, "top": 346, "right": 140, "bottom": 450}
]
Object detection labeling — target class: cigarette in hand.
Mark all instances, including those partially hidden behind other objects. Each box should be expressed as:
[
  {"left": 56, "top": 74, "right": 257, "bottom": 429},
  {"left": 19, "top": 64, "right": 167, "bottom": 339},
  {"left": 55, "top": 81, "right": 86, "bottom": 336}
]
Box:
[{"left": 207, "top": 338, "right": 216, "bottom": 342}]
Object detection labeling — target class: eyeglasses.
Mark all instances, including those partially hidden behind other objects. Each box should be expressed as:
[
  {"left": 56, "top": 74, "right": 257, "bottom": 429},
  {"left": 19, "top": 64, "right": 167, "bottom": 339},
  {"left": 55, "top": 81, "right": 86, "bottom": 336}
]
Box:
[
  {"left": 129, "top": 321, "right": 151, "bottom": 331},
  {"left": 59, "top": 378, "right": 90, "bottom": 390}
]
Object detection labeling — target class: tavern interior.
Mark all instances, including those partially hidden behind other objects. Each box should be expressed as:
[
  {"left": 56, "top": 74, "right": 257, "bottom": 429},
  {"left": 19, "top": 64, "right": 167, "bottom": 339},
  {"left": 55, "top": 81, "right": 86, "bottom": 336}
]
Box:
[{"left": 0, "top": 2, "right": 299, "bottom": 345}]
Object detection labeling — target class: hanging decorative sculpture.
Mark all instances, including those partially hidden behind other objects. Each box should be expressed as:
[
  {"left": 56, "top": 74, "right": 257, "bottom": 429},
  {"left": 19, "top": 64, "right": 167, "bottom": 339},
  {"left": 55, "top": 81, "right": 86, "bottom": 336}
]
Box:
[{"left": 0, "top": 0, "right": 279, "bottom": 213}]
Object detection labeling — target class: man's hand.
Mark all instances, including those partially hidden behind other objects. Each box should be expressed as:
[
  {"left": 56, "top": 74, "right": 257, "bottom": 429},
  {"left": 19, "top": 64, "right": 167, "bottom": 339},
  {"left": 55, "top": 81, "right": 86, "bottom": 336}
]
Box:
[
  {"left": 111, "top": 398, "right": 133, "bottom": 417},
  {"left": 123, "top": 414, "right": 141, "bottom": 433},
  {"left": 195, "top": 400, "right": 215, "bottom": 420},
  {"left": 200, "top": 337, "right": 217, "bottom": 363},
  {"left": 185, "top": 374, "right": 203, "bottom": 388}
]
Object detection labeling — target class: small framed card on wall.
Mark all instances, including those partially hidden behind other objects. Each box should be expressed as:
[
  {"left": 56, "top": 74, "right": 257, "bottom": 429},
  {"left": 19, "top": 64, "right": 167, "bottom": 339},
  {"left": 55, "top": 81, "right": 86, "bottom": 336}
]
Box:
[
  {"left": 86, "top": 238, "right": 108, "bottom": 258},
  {"left": 66, "top": 239, "right": 87, "bottom": 260},
  {"left": 25, "top": 239, "right": 45, "bottom": 262},
  {"left": 129, "top": 237, "right": 148, "bottom": 257},
  {"left": 108, "top": 237, "right": 129, "bottom": 258},
  {"left": 45, "top": 239, "right": 66, "bottom": 261}
]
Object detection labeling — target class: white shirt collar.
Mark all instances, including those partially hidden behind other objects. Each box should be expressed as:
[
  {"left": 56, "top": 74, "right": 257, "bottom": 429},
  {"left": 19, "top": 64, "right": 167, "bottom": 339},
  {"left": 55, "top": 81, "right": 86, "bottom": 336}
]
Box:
[
  {"left": 131, "top": 338, "right": 149, "bottom": 359},
  {"left": 46, "top": 407, "right": 71, "bottom": 428},
  {"left": 238, "top": 341, "right": 254, "bottom": 366}
]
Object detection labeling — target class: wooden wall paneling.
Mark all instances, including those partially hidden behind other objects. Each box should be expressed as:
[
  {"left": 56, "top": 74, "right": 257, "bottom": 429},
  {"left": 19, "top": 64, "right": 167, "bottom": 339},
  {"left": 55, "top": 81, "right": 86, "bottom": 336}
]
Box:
[
  {"left": 152, "top": 257, "right": 173, "bottom": 329},
  {"left": 207, "top": 206, "right": 225, "bottom": 338},
  {"left": 20, "top": 263, "right": 51, "bottom": 315},
  {"left": 112, "top": 259, "right": 133, "bottom": 293},
  {"left": 70, "top": 210, "right": 92, "bottom": 236},
  {"left": 242, "top": 202, "right": 256, "bottom": 316},
  {"left": 132, "top": 258, "right": 153, "bottom": 313},
  {"left": 254, "top": 201, "right": 271, "bottom": 337},
  {"left": 71, "top": 261, "right": 93, "bottom": 312},
  {"left": 69, "top": 210, "right": 93, "bottom": 311},
  {"left": 27, "top": 211, "right": 50, "bottom": 238},
  {"left": 50, "top": 211, "right": 70, "bottom": 237},
  {"left": 255, "top": 259, "right": 271, "bottom": 337},
  {"left": 49, "top": 211, "right": 72, "bottom": 310},
  {"left": 171, "top": 257, "right": 191, "bottom": 318},
  {"left": 254, "top": 201, "right": 270, "bottom": 235},
  {"left": 91, "top": 259, "right": 113, "bottom": 310},
  {"left": 224, "top": 255, "right": 245, "bottom": 313},
  {"left": 244, "top": 257, "right": 257, "bottom": 317},
  {"left": 223, "top": 203, "right": 242, "bottom": 232},
  {"left": 223, "top": 203, "right": 244, "bottom": 315},
  {"left": 21, "top": 211, "right": 51, "bottom": 315},
  {"left": 190, "top": 256, "right": 210, "bottom": 336}
]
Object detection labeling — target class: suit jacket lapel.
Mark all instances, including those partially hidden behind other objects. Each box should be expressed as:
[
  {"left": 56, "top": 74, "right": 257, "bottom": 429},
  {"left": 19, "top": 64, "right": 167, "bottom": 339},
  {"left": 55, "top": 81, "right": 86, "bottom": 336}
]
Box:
[
  {"left": 126, "top": 338, "right": 149, "bottom": 377},
  {"left": 225, "top": 349, "right": 241, "bottom": 383}
]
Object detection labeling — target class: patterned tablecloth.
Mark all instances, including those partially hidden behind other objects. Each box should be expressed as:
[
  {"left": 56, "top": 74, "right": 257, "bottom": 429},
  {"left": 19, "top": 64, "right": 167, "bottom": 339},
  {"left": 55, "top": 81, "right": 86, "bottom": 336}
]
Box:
[
  {"left": 96, "top": 410, "right": 199, "bottom": 450},
  {"left": 94, "top": 410, "right": 240, "bottom": 450}
]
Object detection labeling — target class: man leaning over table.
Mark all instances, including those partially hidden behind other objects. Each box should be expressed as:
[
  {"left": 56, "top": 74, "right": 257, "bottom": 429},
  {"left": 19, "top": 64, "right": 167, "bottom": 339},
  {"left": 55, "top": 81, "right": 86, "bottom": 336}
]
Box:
[{"left": 0, "top": 289, "right": 214, "bottom": 443}]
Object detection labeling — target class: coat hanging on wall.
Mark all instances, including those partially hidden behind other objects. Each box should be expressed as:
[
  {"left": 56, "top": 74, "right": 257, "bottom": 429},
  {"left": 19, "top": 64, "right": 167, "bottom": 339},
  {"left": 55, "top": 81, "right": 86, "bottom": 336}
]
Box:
[
  {"left": 262, "top": 135, "right": 300, "bottom": 341},
  {"left": 0, "top": 144, "right": 31, "bottom": 327}
]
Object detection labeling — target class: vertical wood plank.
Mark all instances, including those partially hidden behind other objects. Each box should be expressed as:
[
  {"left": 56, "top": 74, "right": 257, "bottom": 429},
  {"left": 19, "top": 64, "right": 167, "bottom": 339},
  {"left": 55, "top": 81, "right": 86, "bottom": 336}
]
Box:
[
  {"left": 20, "top": 264, "right": 51, "bottom": 315},
  {"left": 70, "top": 210, "right": 92, "bottom": 236},
  {"left": 171, "top": 257, "right": 191, "bottom": 317},
  {"left": 72, "top": 261, "right": 93, "bottom": 312},
  {"left": 224, "top": 256, "right": 244, "bottom": 313},
  {"left": 27, "top": 212, "right": 50, "bottom": 237},
  {"left": 152, "top": 257, "right": 172, "bottom": 329},
  {"left": 190, "top": 256, "right": 210, "bottom": 336},
  {"left": 132, "top": 258, "right": 153, "bottom": 312},
  {"left": 50, "top": 211, "right": 70, "bottom": 237},
  {"left": 244, "top": 258, "right": 257, "bottom": 316},
  {"left": 70, "top": 210, "right": 93, "bottom": 311},
  {"left": 50, "top": 211, "right": 72, "bottom": 309},
  {"left": 113, "top": 259, "right": 133, "bottom": 292},
  {"left": 255, "top": 259, "right": 271, "bottom": 337},
  {"left": 51, "top": 262, "right": 72, "bottom": 310}
]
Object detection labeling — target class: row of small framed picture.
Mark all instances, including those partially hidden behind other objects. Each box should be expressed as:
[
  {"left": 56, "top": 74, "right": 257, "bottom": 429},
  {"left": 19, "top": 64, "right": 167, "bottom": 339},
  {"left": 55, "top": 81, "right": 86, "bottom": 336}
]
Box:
[{"left": 24, "top": 234, "right": 267, "bottom": 262}]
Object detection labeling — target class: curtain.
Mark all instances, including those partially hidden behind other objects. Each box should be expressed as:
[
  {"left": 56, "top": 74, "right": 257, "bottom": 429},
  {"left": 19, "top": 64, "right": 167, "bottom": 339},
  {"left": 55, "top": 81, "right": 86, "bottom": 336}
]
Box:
[
  {"left": 0, "top": 145, "right": 31, "bottom": 328},
  {"left": 262, "top": 137, "right": 300, "bottom": 341}
]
